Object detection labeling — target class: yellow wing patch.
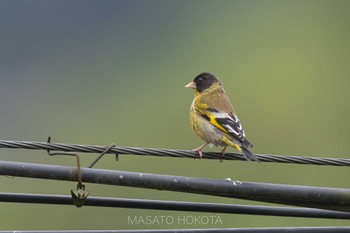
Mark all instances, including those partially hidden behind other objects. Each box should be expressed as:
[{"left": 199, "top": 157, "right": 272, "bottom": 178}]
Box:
[
  {"left": 207, "top": 114, "right": 228, "bottom": 133},
  {"left": 195, "top": 107, "right": 229, "bottom": 134}
]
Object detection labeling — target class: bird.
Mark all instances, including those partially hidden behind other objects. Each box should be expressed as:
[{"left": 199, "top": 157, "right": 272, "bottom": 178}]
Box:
[{"left": 185, "top": 72, "right": 259, "bottom": 162}]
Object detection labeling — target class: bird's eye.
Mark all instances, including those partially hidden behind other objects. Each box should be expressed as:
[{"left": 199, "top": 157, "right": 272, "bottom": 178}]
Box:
[{"left": 198, "top": 78, "right": 203, "bottom": 82}]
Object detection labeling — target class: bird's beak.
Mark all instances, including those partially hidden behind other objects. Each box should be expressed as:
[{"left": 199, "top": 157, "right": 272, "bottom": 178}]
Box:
[{"left": 185, "top": 81, "right": 196, "bottom": 89}]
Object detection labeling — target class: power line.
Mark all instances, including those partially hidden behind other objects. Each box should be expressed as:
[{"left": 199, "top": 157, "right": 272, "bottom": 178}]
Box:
[
  {"left": 0, "top": 139, "right": 349, "bottom": 166},
  {"left": 1, "top": 192, "right": 350, "bottom": 219},
  {"left": 0, "top": 160, "right": 349, "bottom": 212}
]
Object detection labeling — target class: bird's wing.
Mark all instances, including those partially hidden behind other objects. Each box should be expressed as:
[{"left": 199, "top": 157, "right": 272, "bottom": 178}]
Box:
[{"left": 195, "top": 105, "right": 246, "bottom": 142}]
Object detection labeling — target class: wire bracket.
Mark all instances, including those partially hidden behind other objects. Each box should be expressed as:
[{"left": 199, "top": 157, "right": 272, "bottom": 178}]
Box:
[
  {"left": 88, "top": 143, "right": 116, "bottom": 168},
  {"left": 47, "top": 136, "right": 90, "bottom": 207}
]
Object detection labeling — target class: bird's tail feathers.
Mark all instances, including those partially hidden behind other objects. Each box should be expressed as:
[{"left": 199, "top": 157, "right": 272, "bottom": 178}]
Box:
[
  {"left": 240, "top": 145, "right": 260, "bottom": 162},
  {"left": 242, "top": 138, "right": 254, "bottom": 149},
  {"left": 220, "top": 136, "right": 259, "bottom": 162}
]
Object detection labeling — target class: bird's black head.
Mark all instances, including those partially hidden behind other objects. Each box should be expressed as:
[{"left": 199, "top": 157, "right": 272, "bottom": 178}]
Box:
[{"left": 192, "top": 72, "right": 221, "bottom": 92}]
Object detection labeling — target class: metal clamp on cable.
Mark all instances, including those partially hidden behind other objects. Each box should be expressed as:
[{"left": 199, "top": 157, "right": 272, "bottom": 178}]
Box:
[{"left": 71, "top": 184, "right": 89, "bottom": 208}]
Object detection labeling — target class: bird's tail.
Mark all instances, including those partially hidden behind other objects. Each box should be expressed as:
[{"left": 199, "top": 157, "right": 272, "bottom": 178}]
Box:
[
  {"left": 221, "top": 136, "right": 259, "bottom": 162},
  {"left": 242, "top": 138, "right": 254, "bottom": 149},
  {"left": 240, "top": 145, "right": 260, "bottom": 162}
]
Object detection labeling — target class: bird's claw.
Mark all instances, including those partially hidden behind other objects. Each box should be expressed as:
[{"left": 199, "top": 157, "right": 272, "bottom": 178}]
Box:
[
  {"left": 219, "top": 146, "right": 227, "bottom": 163},
  {"left": 220, "top": 146, "right": 227, "bottom": 155},
  {"left": 192, "top": 148, "right": 203, "bottom": 158}
]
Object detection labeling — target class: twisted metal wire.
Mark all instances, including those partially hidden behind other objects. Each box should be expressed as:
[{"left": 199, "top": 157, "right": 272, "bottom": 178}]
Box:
[{"left": 0, "top": 139, "right": 349, "bottom": 166}]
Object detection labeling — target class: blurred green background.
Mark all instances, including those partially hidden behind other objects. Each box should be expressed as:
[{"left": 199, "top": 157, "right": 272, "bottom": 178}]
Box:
[{"left": 1, "top": 0, "right": 349, "bottom": 230}]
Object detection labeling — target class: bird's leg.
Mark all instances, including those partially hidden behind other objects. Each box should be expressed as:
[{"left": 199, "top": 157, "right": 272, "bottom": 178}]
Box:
[
  {"left": 193, "top": 143, "right": 209, "bottom": 158},
  {"left": 221, "top": 146, "right": 228, "bottom": 156},
  {"left": 219, "top": 146, "right": 228, "bottom": 163},
  {"left": 220, "top": 136, "right": 238, "bottom": 162}
]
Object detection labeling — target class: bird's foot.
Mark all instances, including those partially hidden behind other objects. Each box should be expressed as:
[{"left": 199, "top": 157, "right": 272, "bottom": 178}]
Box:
[
  {"left": 219, "top": 146, "right": 227, "bottom": 163},
  {"left": 192, "top": 148, "right": 203, "bottom": 158},
  {"left": 192, "top": 143, "right": 209, "bottom": 159}
]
